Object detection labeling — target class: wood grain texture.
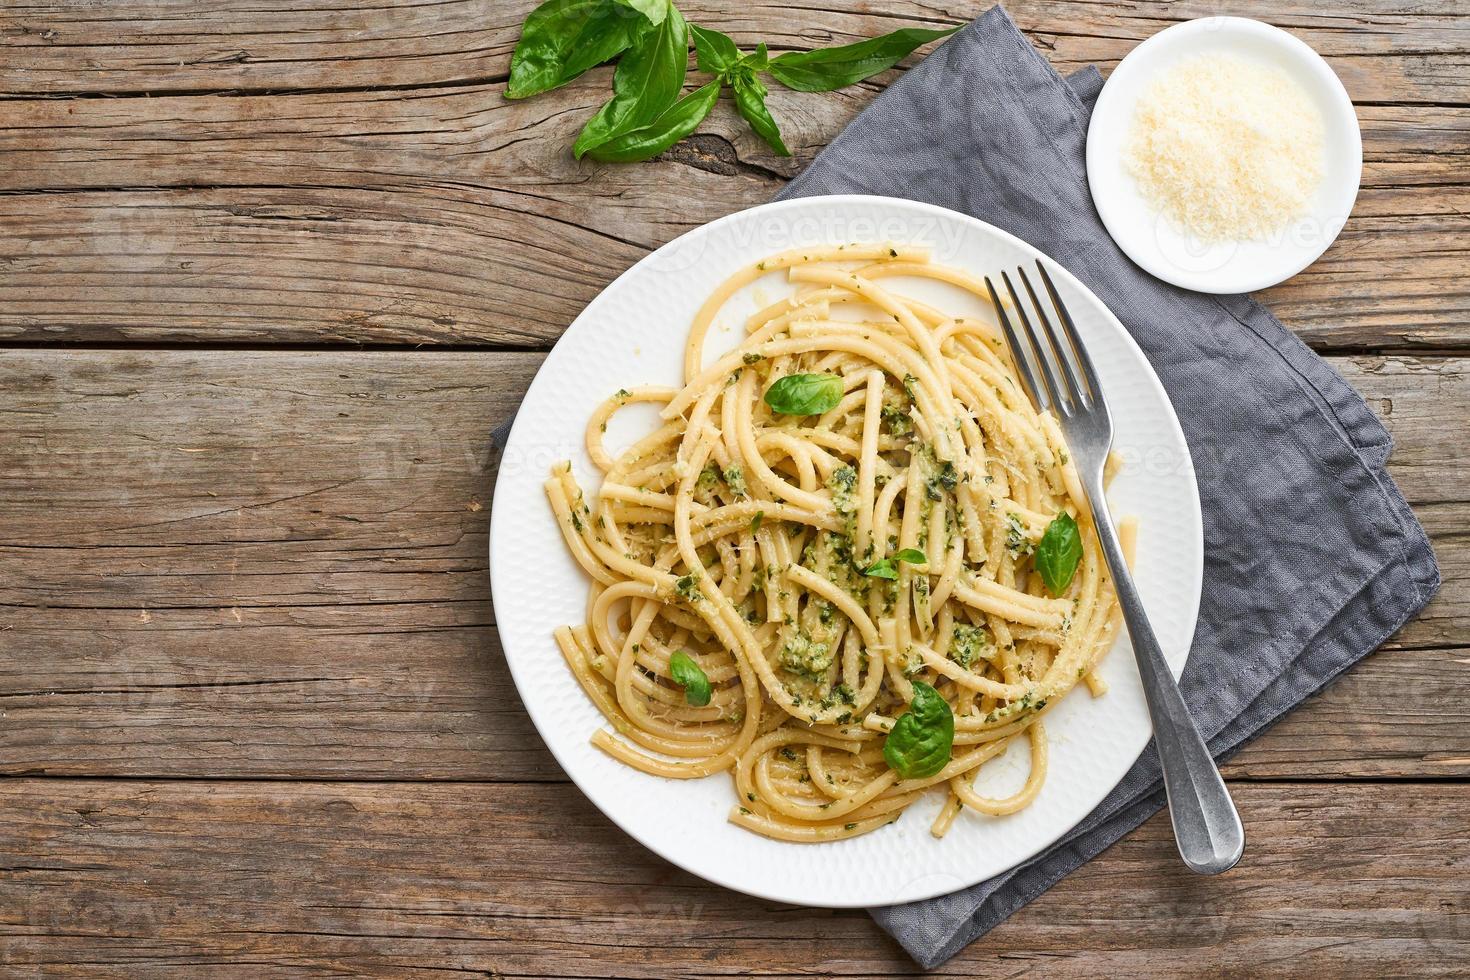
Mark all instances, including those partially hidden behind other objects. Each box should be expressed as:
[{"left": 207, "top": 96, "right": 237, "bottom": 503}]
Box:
[
  {"left": 3, "top": 0, "right": 1466, "bottom": 103},
  {"left": 0, "top": 1, "right": 1464, "bottom": 973},
  {"left": 0, "top": 2, "right": 1466, "bottom": 349},
  {"left": 0, "top": 779, "right": 1465, "bottom": 978},
  {"left": 0, "top": 350, "right": 1462, "bottom": 782},
  {"left": 1, "top": 601, "right": 1465, "bottom": 783},
  {"left": 2, "top": 180, "right": 1467, "bottom": 349}
]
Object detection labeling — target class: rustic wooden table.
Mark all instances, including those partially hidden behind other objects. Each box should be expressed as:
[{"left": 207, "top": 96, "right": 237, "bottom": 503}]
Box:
[{"left": 0, "top": 1, "right": 1465, "bottom": 976}]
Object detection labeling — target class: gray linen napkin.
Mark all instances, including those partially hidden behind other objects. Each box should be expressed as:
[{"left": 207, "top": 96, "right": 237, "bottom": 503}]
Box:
[{"left": 772, "top": 6, "right": 1440, "bottom": 967}]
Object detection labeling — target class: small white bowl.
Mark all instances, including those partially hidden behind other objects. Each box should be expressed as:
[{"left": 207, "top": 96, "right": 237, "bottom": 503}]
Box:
[{"left": 1086, "top": 17, "right": 1362, "bottom": 295}]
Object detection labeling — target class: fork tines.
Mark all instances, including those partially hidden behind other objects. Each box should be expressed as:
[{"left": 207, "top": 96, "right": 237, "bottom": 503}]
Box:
[{"left": 984, "top": 261, "right": 1101, "bottom": 419}]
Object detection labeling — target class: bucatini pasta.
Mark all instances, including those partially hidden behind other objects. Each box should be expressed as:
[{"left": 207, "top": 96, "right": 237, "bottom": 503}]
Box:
[{"left": 546, "top": 244, "right": 1135, "bottom": 842}]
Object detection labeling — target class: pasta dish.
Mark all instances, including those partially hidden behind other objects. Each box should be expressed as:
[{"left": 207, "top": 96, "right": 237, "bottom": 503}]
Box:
[{"left": 546, "top": 244, "right": 1133, "bottom": 842}]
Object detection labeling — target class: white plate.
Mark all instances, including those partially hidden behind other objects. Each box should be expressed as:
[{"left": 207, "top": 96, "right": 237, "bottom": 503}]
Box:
[
  {"left": 1086, "top": 17, "right": 1362, "bottom": 294},
  {"left": 489, "top": 195, "right": 1203, "bottom": 908}
]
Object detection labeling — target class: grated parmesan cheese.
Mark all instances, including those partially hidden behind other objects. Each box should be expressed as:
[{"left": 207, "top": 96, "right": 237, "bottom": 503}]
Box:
[{"left": 1123, "top": 54, "right": 1325, "bottom": 242}]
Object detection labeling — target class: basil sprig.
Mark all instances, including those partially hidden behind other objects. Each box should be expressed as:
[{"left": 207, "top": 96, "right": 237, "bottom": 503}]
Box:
[
  {"left": 668, "top": 650, "right": 712, "bottom": 706},
  {"left": 862, "top": 548, "right": 926, "bottom": 580},
  {"left": 763, "top": 373, "right": 843, "bottom": 415},
  {"left": 508, "top": 0, "right": 957, "bottom": 161},
  {"left": 883, "top": 680, "right": 954, "bottom": 780},
  {"left": 692, "top": 27, "right": 788, "bottom": 156},
  {"left": 768, "top": 27, "right": 959, "bottom": 92},
  {"left": 1035, "top": 512, "right": 1083, "bottom": 596}
]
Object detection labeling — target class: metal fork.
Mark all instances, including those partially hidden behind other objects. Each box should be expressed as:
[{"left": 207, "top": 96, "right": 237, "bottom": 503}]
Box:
[{"left": 985, "top": 260, "right": 1244, "bottom": 876}]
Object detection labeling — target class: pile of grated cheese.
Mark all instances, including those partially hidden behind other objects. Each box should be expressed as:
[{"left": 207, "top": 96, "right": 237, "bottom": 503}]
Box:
[{"left": 1123, "top": 54, "right": 1325, "bottom": 243}]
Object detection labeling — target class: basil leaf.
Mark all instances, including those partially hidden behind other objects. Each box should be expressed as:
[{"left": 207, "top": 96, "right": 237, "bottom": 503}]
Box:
[
  {"left": 883, "top": 680, "right": 954, "bottom": 779},
  {"left": 767, "top": 26, "right": 958, "bottom": 92},
  {"left": 763, "top": 373, "right": 841, "bottom": 415},
  {"left": 506, "top": 0, "right": 646, "bottom": 100},
  {"left": 863, "top": 558, "right": 897, "bottom": 580},
  {"left": 613, "top": 0, "right": 667, "bottom": 25},
  {"left": 750, "top": 511, "right": 764, "bottom": 534},
  {"left": 731, "top": 68, "right": 790, "bottom": 156},
  {"left": 573, "top": 3, "right": 688, "bottom": 158},
  {"left": 587, "top": 80, "right": 720, "bottom": 162},
  {"left": 738, "top": 42, "right": 769, "bottom": 72},
  {"left": 669, "top": 650, "right": 712, "bottom": 706},
  {"left": 863, "top": 548, "right": 926, "bottom": 579},
  {"left": 691, "top": 24, "right": 741, "bottom": 74},
  {"left": 692, "top": 27, "right": 767, "bottom": 76},
  {"left": 1035, "top": 511, "right": 1083, "bottom": 595}
]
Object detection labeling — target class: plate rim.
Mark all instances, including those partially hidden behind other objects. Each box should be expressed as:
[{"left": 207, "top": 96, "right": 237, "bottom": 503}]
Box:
[
  {"left": 489, "top": 193, "right": 1204, "bottom": 907},
  {"left": 1085, "top": 15, "right": 1363, "bottom": 295}
]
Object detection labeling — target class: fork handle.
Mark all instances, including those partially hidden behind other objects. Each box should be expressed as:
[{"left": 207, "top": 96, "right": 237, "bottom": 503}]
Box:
[{"left": 1086, "top": 486, "right": 1245, "bottom": 875}]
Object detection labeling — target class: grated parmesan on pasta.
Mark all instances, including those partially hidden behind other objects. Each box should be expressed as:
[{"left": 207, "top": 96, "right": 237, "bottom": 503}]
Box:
[{"left": 1123, "top": 54, "right": 1325, "bottom": 242}]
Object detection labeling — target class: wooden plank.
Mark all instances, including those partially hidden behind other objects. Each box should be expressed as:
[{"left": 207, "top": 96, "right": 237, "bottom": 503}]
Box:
[
  {"left": 2, "top": 182, "right": 1467, "bottom": 349},
  {"left": 2, "top": 0, "right": 1465, "bottom": 104},
  {"left": 1227, "top": 640, "right": 1470, "bottom": 778},
  {"left": 4, "top": 352, "right": 1461, "bottom": 619},
  {"left": 1013, "top": 0, "right": 1470, "bottom": 106},
  {"left": 0, "top": 779, "right": 1464, "bottom": 977},
  {"left": 0, "top": 187, "right": 671, "bottom": 347},
  {"left": 0, "top": 603, "right": 552, "bottom": 781},
  {"left": 0, "top": 350, "right": 1462, "bottom": 781},
  {"left": 0, "top": 60, "right": 1465, "bottom": 350},
  {"left": 0, "top": 601, "right": 1463, "bottom": 782},
  {"left": 0, "top": 76, "right": 1460, "bottom": 202}
]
